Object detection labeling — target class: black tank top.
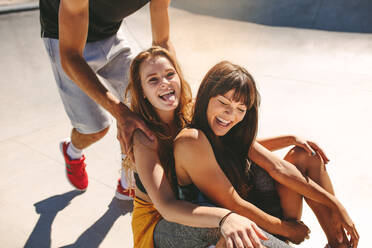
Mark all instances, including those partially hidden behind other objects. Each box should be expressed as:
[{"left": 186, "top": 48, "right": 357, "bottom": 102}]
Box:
[
  {"left": 133, "top": 172, "right": 147, "bottom": 194},
  {"left": 40, "top": 0, "right": 150, "bottom": 42}
]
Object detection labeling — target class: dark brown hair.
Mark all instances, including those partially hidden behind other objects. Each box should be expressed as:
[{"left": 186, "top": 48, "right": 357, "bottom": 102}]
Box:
[
  {"left": 191, "top": 61, "right": 260, "bottom": 198},
  {"left": 123, "top": 46, "right": 192, "bottom": 194}
]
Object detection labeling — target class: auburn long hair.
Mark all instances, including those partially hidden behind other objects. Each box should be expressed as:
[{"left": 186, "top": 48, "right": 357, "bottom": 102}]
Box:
[
  {"left": 123, "top": 46, "right": 192, "bottom": 194},
  {"left": 191, "top": 61, "right": 260, "bottom": 199}
]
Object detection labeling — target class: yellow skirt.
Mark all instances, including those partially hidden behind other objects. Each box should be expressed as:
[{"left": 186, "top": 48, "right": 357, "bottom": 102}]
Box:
[{"left": 132, "top": 197, "right": 162, "bottom": 248}]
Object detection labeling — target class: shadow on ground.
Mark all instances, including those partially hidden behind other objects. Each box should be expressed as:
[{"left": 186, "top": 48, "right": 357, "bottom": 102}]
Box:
[
  {"left": 171, "top": 0, "right": 372, "bottom": 33},
  {"left": 24, "top": 191, "right": 133, "bottom": 248},
  {"left": 24, "top": 191, "right": 83, "bottom": 248}
]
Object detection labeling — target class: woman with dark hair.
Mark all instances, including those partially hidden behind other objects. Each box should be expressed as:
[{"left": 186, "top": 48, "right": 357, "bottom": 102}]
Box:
[
  {"left": 174, "top": 61, "right": 359, "bottom": 248},
  {"left": 121, "top": 47, "right": 274, "bottom": 248}
]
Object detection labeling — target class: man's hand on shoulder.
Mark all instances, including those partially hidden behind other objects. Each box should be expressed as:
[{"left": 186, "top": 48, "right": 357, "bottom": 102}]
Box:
[
  {"left": 116, "top": 103, "right": 155, "bottom": 155},
  {"left": 133, "top": 129, "right": 158, "bottom": 151}
]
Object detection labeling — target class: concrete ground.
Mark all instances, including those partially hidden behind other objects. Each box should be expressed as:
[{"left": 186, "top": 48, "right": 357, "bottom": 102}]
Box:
[
  {"left": 0, "top": 2, "right": 371, "bottom": 248},
  {"left": 171, "top": 0, "right": 372, "bottom": 33},
  {"left": 0, "top": 0, "right": 35, "bottom": 5}
]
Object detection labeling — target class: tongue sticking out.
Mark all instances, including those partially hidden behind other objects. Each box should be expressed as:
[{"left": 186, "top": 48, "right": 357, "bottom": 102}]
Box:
[{"left": 162, "top": 93, "right": 175, "bottom": 102}]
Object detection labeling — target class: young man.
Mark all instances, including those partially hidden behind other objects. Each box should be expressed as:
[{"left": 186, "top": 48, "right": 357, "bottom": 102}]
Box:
[{"left": 40, "top": 0, "right": 173, "bottom": 199}]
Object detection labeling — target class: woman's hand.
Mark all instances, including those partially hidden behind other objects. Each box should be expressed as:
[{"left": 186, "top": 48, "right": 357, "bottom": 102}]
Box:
[
  {"left": 293, "top": 136, "right": 330, "bottom": 164},
  {"left": 330, "top": 203, "right": 359, "bottom": 248},
  {"left": 220, "top": 213, "right": 268, "bottom": 248},
  {"left": 284, "top": 219, "right": 310, "bottom": 244}
]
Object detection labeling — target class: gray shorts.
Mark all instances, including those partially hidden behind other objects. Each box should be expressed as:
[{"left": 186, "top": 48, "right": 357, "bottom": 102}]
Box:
[
  {"left": 153, "top": 219, "right": 291, "bottom": 248},
  {"left": 43, "top": 29, "right": 137, "bottom": 134}
]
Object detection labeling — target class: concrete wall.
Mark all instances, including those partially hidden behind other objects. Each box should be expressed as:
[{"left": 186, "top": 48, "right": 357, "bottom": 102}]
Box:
[{"left": 171, "top": 0, "right": 372, "bottom": 33}]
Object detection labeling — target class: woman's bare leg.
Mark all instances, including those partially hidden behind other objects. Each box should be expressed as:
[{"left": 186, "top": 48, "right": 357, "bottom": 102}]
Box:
[{"left": 278, "top": 147, "right": 348, "bottom": 248}]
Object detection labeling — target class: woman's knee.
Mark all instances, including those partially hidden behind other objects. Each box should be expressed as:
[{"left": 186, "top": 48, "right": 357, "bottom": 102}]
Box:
[{"left": 284, "top": 146, "right": 323, "bottom": 173}]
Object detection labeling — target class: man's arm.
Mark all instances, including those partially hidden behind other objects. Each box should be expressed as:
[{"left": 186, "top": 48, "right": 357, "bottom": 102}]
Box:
[
  {"left": 58, "top": 0, "right": 153, "bottom": 151},
  {"left": 59, "top": 0, "right": 126, "bottom": 118},
  {"left": 150, "top": 0, "right": 175, "bottom": 55}
]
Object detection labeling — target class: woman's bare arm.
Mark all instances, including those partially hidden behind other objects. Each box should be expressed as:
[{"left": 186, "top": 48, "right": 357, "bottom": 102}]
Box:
[
  {"left": 174, "top": 129, "right": 308, "bottom": 241},
  {"left": 132, "top": 130, "right": 268, "bottom": 248},
  {"left": 257, "top": 135, "right": 295, "bottom": 151},
  {"left": 249, "top": 141, "right": 358, "bottom": 246},
  {"left": 257, "top": 135, "right": 329, "bottom": 163},
  {"left": 133, "top": 130, "right": 223, "bottom": 227},
  {"left": 249, "top": 141, "right": 338, "bottom": 208}
]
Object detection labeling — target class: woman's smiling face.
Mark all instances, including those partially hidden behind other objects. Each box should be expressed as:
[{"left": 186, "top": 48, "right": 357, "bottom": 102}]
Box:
[
  {"left": 206, "top": 89, "right": 247, "bottom": 136},
  {"left": 139, "top": 56, "right": 181, "bottom": 115}
]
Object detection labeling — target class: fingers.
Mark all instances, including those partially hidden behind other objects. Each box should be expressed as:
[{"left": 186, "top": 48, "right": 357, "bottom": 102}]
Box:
[
  {"left": 117, "top": 133, "right": 124, "bottom": 150},
  {"left": 308, "top": 141, "right": 330, "bottom": 163},
  {"left": 299, "top": 220, "right": 311, "bottom": 237},
  {"left": 225, "top": 236, "right": 234, "bottom": 248},
  {"left": 233, "top": 225, "right": 266, "bottom": 248},
  {"left": 240, "top": 232, "right": 253, "bottom": 248},
  {"left": 341, "top": 229, "right": 351, "bottom": 247},
  {"left": 336, "top": 226, "right": 344, "bottom": 244},
  {"left": 136, "top": 119, "right": 155, "bottom": 141},
  {"left": 117, "top": 110, "right": 154, "bottom": 155},
  {"left": 117, "top": 130, "right": 127, "bottom": 154},
  {"left": 225, "top": 229, "right": 264, "bottom": 248},
  {"left": 347, "top": 224, "right": 359, "bottom": 248},
  {"left": 246, "top": 227, "right": 265, "bottom": 248},
  {"left": 355, "top": 227, "right": 360, "bottom": 247},
  {"left": 239, "top": 232, "right": 254, "bottom": 248},
  {"left": 232, "top": 232, "right": 247, "bottom": 248},
  {"left": 252, "top": 223, "right": 268, "bottom": 241},
  {"left": 122, "top": 128, "right": 131, "bottom": 154},
  {"left": 117, "top": 123, "right": 129, "bottom": 154},
  {"left": 303, "top": 142, "right": 316, "bottom": 157}
]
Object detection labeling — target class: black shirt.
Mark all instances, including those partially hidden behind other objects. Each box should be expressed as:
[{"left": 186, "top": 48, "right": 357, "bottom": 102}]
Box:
[{"left": 40, "top": 0, "right": 150, "bottom": 42}]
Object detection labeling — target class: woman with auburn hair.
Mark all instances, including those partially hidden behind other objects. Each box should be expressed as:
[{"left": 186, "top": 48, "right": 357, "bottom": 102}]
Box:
[
  {"left": 174, "top": 61, "right": 359, "bottom": 248},
  {"left": 120, "top": 47, "right": 280, "bottom": 248}
]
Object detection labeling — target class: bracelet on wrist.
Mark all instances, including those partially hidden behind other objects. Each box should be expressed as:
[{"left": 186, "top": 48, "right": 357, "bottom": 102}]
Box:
[{"left": 219, "top": 211, "right": 235, "bottom": 231}]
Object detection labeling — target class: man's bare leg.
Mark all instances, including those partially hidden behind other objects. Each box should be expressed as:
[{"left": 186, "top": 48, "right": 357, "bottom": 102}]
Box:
[{"left": 70, "top": 126, "right": 110, "bottom": 150}]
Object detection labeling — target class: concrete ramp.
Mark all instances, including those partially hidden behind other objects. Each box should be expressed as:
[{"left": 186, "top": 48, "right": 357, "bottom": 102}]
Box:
[
  {"left": 172, "top": 0, "right": 372, "bottom": 33},
  {"left": 0, "top": 2, "right": 371, "bottom": 248}
]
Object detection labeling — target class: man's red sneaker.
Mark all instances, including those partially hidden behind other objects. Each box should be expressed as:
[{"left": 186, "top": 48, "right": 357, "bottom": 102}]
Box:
[
  {"left": 115, "top": 179, "right": 135, "bottom": 200},
  {"left": 59, "top": 140, "right": 88, "bottom": 191}
]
